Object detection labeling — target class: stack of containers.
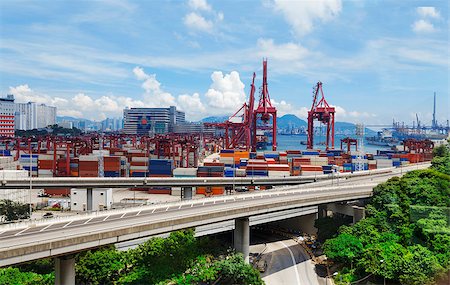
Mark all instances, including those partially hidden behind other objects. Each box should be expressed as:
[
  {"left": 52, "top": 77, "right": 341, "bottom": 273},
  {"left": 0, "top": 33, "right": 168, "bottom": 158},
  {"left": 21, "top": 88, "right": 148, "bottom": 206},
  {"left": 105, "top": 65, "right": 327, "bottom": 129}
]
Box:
[
  {"left": 78, "top": 155, "right": 99, "bottom": 177},
  {"left": 351, "top": 154, "right": 369, "bottom": 171},
  {"left": 299, "top": 165, "right": 323, "bottom": 176},
  {"left": 224, "top": 167, "right": 235, "bottom": 177},
  {"left": 219, "top": 149, "right": 234, "bottom": 166},
  {"left": 322, "top": 165, "right": 333, "bottom": 174},
  {"left": 0, "top": 150, "right": 11, "bottom": 156},
  {"left": 368, "top": 159, "right": 377, "bottom": 170},
  {"left": 219, "top": 150, "right": 250, "bottom": 167},
  {"left": 0, "top": 156, "right": 20, "bottom": 170},
  {"left": 245, "top": 159, "right": 268, "bottom": 177},
  {"left": 70, "top": 158, "right": 79, "bottom": 177},
  {"left": 20, "top": 154, "right": 38, "bottom": 176},
  {"left": 235, "top": 168, "right": 246, "bottom": 177},
  {"left": 129, "top": 151, "right": 148, "bottom": 177},
  {"left": 267, "top": 164, "right": 290, "bottom": 177},
  {"left": 279, "top": 152, "right": 288, "bottom": 164},
  {"left": 148, "top": 159, "right": 174, "bottom": 177},
  {"left": 38, "top": 154, "right": 54, "bottom": 177},
  {"left": 172, "top": 168, "right": 197, "bottom": 196},
  {"left": 264, "top": 151, "right": 279, "bottom": 162},
  {"left": 197, "top": 162, "right": 224, "bottom": 195},
  {"left": 343, "top": 163, "right": 353, "bottom": 172},
  {"left": 104, "top": 156, "right": 121, "bottom": 177},
  {"left": 375, "top": 156, "right": 393, "bottom": 168},
  {"left": 290, "top": 157, "right": 302, "bottom": 176}
]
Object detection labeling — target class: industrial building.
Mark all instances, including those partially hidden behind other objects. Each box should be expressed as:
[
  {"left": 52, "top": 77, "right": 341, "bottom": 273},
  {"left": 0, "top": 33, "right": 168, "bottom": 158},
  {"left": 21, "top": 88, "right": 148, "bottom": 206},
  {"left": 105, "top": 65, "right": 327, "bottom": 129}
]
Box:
[
  {"left": 15, "top": 101, "right": 56, "bottom": 130},
  {"left": 123, "top": 106, "right": 185, "bottom": 135},
  {"left": 0, "top": 95, "right": 16, "bottom": 137}
]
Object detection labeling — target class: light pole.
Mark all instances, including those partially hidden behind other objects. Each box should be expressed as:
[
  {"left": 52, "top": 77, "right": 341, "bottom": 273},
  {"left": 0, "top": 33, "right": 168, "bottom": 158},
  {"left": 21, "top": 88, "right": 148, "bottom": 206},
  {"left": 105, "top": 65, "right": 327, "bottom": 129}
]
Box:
[
  {"left": 29, "top": 140, "right": 32, "bottom": 219},
  {"left": 380, "top": 259, "right": 386, "bottom": 285}
]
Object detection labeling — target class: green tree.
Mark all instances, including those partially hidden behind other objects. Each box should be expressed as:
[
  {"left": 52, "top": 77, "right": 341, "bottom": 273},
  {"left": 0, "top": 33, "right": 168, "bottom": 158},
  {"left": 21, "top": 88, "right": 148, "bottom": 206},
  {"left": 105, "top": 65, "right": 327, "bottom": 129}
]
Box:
[
  {"left": 324, "top": 233, "right": 363, "bottom": 264},
  {"left": 0, "top": 267, "right": 53, "bottom": 285},
  {"left": 76, "top": 247, "right": 128, "bottom": 285},
  {"left": 399, "top": 245, "right": 443, "bottom": 285},
  {"left": 0, "top": 199, "right": 30, "bottom": 221}
]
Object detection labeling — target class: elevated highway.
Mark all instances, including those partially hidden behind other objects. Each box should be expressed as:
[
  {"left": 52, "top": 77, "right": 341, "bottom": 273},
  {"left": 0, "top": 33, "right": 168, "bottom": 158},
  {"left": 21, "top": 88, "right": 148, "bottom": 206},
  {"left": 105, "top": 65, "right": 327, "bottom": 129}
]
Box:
[{"left": 0, "top": 163, "right": 429, "bottom": 285}]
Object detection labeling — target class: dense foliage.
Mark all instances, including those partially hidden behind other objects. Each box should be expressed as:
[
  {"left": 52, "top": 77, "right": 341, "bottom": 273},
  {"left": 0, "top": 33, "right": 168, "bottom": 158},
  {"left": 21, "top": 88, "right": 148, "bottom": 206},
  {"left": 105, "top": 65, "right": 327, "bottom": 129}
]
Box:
[
  {"left": 2, "top": 229, "right": 264, "bottom": 285},
  {"left": 324, "top": 145, "right": 450, "bottom": 285},
  {"left": 15, "top": 125, "right": 82, "bottom": 137},
  {"left": 0, "top": 199, "right": 30, "bottom": 222}
]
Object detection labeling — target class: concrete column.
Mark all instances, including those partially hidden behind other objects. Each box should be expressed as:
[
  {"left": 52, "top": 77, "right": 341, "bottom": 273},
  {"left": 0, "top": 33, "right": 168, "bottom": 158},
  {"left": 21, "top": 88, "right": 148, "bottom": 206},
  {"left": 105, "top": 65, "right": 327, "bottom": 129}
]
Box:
[
  {"left": 234, "top": 217, "right": 250, "bottom": 263},
  {"left": 87, "top": 188, "right": 93, "bottom": 211},
  {"left": 55, "top": 255, "right": 75, "bottom": 285},
  {"left": 317, "top": 204, "right": 328, "bottom": 219},
  {"left": 352, "top": 206, "right": 365, "bottom": 224},
  {"left": 181, "top": 187, "right": 193, "bottom": 200}
]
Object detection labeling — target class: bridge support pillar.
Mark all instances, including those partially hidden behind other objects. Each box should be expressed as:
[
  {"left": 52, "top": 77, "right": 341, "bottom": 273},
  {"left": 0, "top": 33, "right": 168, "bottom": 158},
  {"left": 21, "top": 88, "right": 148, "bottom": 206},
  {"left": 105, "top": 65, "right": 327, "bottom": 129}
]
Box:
[
  {"left": 352, "top": 206, "right": 365, "bottom": 223},
  {"left": 87, "top": 188, "right": 93, "bottom": 211},
  {"left": 55, "top": 255, "right": 75, "bottom": 285},
  {"left": 181, "top": 187, "right": 193, "bottom": 200},
  {"left": 234, "top": 217, "right": 250, "bottom": 263}
]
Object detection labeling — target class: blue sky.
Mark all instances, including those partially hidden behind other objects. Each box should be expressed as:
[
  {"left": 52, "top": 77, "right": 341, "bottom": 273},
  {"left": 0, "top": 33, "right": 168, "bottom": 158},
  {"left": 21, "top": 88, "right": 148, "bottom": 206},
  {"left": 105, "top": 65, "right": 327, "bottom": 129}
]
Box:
[{"left": 0, "top": 0, "right": 448, "bottom": 126}]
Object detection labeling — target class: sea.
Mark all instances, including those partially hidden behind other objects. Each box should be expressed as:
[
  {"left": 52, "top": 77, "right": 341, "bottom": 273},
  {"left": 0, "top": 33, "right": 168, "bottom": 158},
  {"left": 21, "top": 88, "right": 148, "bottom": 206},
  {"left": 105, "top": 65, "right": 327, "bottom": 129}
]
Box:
[{"left": 275, "top": 134, "right": 392, "bottom": 154}]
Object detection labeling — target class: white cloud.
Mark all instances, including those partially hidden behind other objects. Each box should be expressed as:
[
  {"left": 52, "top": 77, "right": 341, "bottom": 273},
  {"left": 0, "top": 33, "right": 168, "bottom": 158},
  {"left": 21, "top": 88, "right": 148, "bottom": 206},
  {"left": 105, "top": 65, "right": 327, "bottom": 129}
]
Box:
[
  {"left": 272, "top": 0, "right": 342, "bottom": 36},
  {"left": 205, "top": 71, "right": 246, "bottom": 111},
  {"left": 256, "top": 38, "right": 309, "bottom": 62},
  {"left": 184, "top": 12, "right": 214, "bottom": 33},
  {"left": 416, "top": 7, "right": 441, "bottom": 19},
  {"left": 412, "top": 19, "right": 435, "bottom": 33},
  {"left": 333, "top": 105, "right": 376, "bottom": 123},
  {"left": 188, "top": 0, "right": 211, "bottom": 11},
  {"left": 177, "top": 93, "right": 206, "bottom": 120},
  {"left": 183, "top": 0, "right": 223, "bottom": 34},
  {"left": 132, "top": 66, "right": 177, "bottom": 107}
]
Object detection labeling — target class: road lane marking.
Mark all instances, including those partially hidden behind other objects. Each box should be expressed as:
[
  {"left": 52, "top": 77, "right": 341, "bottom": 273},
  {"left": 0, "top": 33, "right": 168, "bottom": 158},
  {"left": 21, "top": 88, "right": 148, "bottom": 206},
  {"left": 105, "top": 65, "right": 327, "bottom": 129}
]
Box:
[
  {"left": 203, "top": 201, "right": 205, "bottom": 205},
  {"left": 213, "top": 200, "right": 216, "bottom": 204},
  {"left": 0, "top": 230, "right": 6, "bottom": 235},
  {"left": 178, "top": 204, "right": 182, "bottom": 209},
  {"left": 84, "top": 217, "right": 93, "bottom": 224},
  {"left": 39, "top": 224, "right": 53, "bottom": 232},
  {"left": 165, "top": 206, "right": 170, "bottom": 211},
  {"left": 14, "top": 228, "right": 29, "bottom": 236},
  {"left": 120, "top": 213, "right": 126, "bottom": 218},
  {"left": 135, "top": 210, "right": 141, "bottom": 216},
  {"left": 280, "top": 241, "right": 301, "bottom": 285},
  {"left": 190, "top": 203, "right": 193, "bottom": 207},
  {"left": 63, "top": 221, "right": 73, "bottom": 228},
  {"left": 103, "top": 215, "right": 110, "bottom": 221},
  {"left": 152, "top": 208, "right": 156, "bottom": 213}
]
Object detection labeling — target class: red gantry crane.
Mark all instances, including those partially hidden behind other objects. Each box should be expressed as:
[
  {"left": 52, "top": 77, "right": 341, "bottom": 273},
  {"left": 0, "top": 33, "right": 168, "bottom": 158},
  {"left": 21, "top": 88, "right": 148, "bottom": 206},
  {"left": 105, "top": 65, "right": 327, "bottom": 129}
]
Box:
[
  {"left": 307, "top": 81, "right": 335, "bottom": 150},
  {"left": 252, "top": 59, "right": 277, "bottom": 151}
]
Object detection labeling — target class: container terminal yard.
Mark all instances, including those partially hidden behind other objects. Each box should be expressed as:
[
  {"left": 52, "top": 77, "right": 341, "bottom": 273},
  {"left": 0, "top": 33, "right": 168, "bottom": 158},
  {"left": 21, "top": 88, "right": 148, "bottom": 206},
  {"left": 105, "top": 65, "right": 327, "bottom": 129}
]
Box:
[{"left": 0, "top": 59, "right": 443, "bottom": 203}]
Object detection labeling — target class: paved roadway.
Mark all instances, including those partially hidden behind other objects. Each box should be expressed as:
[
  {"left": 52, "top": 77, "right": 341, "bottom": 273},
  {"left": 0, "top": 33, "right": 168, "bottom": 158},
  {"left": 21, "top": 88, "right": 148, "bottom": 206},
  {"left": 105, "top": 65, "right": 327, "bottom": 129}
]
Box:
[
  {"left": 250, "top": 237, "right": 326, "bottom": 285},
  {"left": 0, "top": 163, "right": 429, "bottom": 266}
]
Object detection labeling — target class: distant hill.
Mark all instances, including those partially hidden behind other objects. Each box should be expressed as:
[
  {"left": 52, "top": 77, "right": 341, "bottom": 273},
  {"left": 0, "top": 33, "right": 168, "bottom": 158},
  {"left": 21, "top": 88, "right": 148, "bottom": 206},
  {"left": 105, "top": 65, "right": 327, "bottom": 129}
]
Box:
[
  {"left": 56, "top": 116, "right": 93, "bottom": 124},
  {"left": 277, "top": 114, "right": 307, "bottom": 129},
  {"left": 200, "top": 116, "right": 229, "bottom": 123}
]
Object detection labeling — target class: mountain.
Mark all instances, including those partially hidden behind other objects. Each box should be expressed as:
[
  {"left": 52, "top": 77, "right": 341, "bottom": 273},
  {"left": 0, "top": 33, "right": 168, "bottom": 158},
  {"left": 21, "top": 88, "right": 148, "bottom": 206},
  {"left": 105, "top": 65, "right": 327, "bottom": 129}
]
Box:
[
  {"left": 56, "top": 116, "right": 93, "bottom": 124},
  {"left": 200, "top": 116, "right": 229, "bottom": 123},
  {"left": 277, "top": 114, "right": 307, "bottom": 129}
]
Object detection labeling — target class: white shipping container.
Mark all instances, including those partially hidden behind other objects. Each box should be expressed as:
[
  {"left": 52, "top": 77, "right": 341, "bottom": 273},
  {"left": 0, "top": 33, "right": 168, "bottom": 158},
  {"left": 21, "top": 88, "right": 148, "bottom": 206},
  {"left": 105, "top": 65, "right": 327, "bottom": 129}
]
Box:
[
  {"left": 79, "top": 155, "right": 99, "bottom": 162},
  {"left": 131, "top": 156, "right": 148, "bottom": 162},
  {"left": 173, "top": 168, "right": 197, "bottom": 176},
  {"left": 130, "top": 165, "right": 148, "bottom": 171},
  {"left": 268, "top": 171, "right": 290, "bottom": 177}
]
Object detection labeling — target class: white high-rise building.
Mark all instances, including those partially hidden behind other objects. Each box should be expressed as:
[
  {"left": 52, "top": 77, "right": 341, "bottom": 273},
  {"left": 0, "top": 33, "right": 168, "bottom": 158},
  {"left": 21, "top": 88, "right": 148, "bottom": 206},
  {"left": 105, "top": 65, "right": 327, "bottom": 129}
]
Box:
[
  {"left": 0, "top": 95, "right": 16, "bottom": 137},
  {"left": 15, "top": 102, "right": 56, "bottom": 130}
]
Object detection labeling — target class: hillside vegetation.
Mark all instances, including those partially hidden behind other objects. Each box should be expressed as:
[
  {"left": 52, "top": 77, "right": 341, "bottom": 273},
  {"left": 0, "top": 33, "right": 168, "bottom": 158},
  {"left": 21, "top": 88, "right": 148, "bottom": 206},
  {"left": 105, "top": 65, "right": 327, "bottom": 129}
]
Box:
[
  {"left": 324, "top": 144, "right": 450, "bottom": 285},
  {"left": 0, "top": 230, "right": 263, "bottom": 285}
]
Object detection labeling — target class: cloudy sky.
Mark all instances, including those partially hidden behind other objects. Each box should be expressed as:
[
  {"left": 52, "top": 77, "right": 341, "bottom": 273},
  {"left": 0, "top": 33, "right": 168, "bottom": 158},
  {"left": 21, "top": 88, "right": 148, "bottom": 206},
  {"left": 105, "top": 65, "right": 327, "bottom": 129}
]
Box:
[{"left": 0, "top": 0, "right": 449, "bottom": 126}]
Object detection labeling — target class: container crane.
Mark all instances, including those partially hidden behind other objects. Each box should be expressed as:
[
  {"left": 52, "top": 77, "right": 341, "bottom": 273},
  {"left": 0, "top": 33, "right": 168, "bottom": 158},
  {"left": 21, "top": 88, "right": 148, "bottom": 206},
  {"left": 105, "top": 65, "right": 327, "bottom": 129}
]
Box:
[
  {"left": 307, "top": 82, "right": 335, "bottom": 150},
  {"left": 252, "top": 59, "right": 277, "bottom": 151}
]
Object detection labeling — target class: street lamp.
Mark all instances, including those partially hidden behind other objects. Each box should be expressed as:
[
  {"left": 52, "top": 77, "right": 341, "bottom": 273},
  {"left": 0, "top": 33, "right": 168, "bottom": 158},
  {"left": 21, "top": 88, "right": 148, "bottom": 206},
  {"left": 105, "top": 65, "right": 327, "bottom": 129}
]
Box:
[{"left": 380, "top": 259, "right": 386, "bottom": 285}]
